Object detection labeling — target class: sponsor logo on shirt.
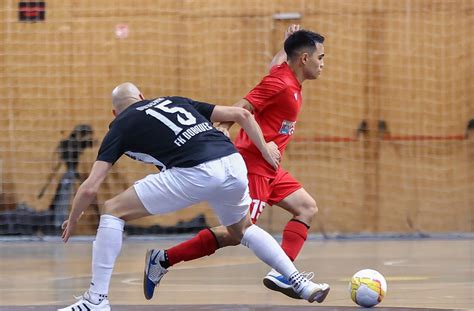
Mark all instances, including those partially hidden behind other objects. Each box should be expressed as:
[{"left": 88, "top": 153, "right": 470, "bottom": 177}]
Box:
[
  {"left": 173, "top": 122, "right": 214, "bottom": 146},
  {"left": 279, "top": 120, "right": 296, "bottom": 135}
]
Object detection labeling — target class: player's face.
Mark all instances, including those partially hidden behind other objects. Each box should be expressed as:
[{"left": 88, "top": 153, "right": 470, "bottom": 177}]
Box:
[{"left": 304, "top": 43, "right": 325, "bottom": 80}]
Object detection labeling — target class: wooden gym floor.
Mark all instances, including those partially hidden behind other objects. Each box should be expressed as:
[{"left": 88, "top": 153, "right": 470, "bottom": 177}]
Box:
[{"left": 0, "top": 236, "right": 472, "bottom": 310}]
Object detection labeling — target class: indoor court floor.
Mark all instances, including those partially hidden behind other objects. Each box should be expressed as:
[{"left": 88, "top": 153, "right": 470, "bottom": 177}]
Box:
[{"left": 0, "top": 236, "right": 472, "bottom": 310}]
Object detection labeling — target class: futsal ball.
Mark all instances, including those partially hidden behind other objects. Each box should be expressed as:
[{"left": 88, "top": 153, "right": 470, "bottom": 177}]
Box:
[{"left": 349, "top": 269, "right": 387, "bottom": 308}]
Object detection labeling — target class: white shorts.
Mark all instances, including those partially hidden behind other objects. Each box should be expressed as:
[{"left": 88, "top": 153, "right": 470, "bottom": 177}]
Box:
[{"left": 133, "top": 153, "right": 251, "bottom": 226}]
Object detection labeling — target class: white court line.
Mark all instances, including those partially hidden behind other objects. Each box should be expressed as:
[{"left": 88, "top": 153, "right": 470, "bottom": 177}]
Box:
[
  {"left": 383, "top": 259, "right": 408, "bottom": 266},
  {"left": 47, "top": 255, "right": 314, "bottom": 282}
]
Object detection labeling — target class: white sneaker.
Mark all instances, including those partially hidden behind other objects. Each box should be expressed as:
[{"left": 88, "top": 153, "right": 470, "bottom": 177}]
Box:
[
  {"left": 289, "top": 272, "right": 330, "bottom": 303},
  {"left": 143, "top": 249, "right": 168, "bottom": 300},
  {"left": 57, "top": 291, "right": 110, "bottom": 311}
]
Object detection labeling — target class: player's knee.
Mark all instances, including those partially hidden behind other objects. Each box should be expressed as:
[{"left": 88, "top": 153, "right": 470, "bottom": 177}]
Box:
[
  {"left": 224, "top": 226, "right": 246, "bottom": 245},
  {"left": 226, "top": 230, "right": 244, "bottom": 245},
  {"left": 212, "top": 227, "right": 240, "bottom": 247},
  {"left": 225, "top": 233, "right": 242, "bottom": 246},
  {"left": 306, "top": 198, "right": 318, "bottom": 216},
  {"left": 103, "top": 198, "right": 124, "bottom": 220},
  {"left": 224, "top": 214, "right": 253, "bottom": 245},
  {"left": 293, "top": 198, "right": 318, "bottom": 219}
]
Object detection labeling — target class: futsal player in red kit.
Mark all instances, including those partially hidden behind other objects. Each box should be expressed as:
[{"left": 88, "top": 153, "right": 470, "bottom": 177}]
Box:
[{"left": 144, "top": 25, "right": 328, "bottom": 300}]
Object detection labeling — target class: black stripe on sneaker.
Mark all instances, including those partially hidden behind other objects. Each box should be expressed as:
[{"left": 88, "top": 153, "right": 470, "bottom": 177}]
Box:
[{"left": 83, "top": 303, "right": 91, "bottom": 311}]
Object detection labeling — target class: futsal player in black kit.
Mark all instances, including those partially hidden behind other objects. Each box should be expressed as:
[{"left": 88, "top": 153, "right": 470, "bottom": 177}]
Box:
[{"left": 58, "top": 82, "right": 329, "bottom": 311}]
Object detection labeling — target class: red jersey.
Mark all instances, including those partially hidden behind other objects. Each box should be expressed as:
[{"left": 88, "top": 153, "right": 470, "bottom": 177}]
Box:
[{"left": 235, "top": 62, "right": 302, "bottom": 178}]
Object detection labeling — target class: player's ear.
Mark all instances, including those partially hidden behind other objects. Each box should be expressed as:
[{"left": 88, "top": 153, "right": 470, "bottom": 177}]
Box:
[
  {"left": 112, "top": 109, "right": 117, "bottom": 117},
  {"left": 139, "top": 93, "right": 144, "bottom": 100},
  {"left": 301, "top": 52, "right": 309, "bottom": 65}
]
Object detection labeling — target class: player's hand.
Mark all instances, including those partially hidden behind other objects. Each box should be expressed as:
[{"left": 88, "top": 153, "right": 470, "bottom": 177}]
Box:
[
  {"left": 285, "top": 24, "right": 300, "bottom": 39},
  {"left": 61, "top": 218, "right": 77, "bottom": 243},
  {"left": 216, "top": 125, "right": 230, "bottom": 138},
  {"left": 263, "top": 141, "right": 281, "bottom": 170}
]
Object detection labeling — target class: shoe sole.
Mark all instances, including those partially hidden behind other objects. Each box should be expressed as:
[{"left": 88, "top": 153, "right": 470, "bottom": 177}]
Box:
[
  {"left": 263, "top": 278, "right": 302, "bottom": 300},
  {"left": 143, "top": 249, "right": 154, "bottom": 300},
  {"left": 57, "top": 300, "right": 111, "bottom": 311},
  {"left": 309, "top": 287, "right": 330, "bottom": 303}
]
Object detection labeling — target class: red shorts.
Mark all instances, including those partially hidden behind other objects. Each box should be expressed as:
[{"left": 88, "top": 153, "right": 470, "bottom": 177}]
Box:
[{"left": 248, "top": 169, "right": 302, "bottom": 223}]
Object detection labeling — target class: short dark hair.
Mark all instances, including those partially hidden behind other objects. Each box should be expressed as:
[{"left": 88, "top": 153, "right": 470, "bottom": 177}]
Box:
[{"left": 284, "top": 30, "right": 325, "bottom": 60}]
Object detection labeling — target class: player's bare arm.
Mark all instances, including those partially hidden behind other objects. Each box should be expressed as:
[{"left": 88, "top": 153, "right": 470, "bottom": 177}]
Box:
[
  {"left": 214, "top": 98, "right": 255, "bottom": 135},
  {"left": 61, "top": 160, "right": 112, "bottom": 242},
  {"left": 268, "top": 24, "right": 301, "bottom": 70},
  {"left": 216, "top": 24, "right": 299, "bottom": 135},
  {"left": 211, "top": 106, "right": 280, "bottom": 169}
]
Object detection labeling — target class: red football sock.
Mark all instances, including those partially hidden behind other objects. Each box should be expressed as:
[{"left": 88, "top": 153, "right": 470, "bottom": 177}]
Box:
[
  {"left": 281, "top": 219, "right": 309, "bottom": 261},
  {"left": 167, "top": 228, "right": 218, "bottom": 267}
]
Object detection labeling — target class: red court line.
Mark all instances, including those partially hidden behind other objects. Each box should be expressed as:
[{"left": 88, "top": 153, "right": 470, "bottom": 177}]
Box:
[
  {"left": 293, "top": 134, "right": 467, "bottom": 143},
  {"left": 382, "top": 134, "right": 466, "bottom": 141},
  {"left": 294, "top": 136, "right": 359, "bottom": 142}
]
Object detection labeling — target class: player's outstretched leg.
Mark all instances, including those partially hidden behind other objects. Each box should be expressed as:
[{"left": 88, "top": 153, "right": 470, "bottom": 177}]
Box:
[
  {"left": 57, "top": 291, "right": 110, "bottom": 311},
  {"left": 58, "top": 214, "right": 125, "bottom": 311},
  {"left": 143, "top": 249, "right": 169, "bottom": 300},
  {"left": 263, "top": 193, "right": 315, "bottom": 299}
]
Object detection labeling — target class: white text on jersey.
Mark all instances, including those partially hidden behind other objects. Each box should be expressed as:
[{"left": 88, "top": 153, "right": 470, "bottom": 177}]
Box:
[{"left": 174, "top": 122, "right": 214, "bottom": 146}]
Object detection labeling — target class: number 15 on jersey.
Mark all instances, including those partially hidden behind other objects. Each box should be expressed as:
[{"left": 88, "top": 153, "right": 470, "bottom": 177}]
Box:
[{"left": 145, "top": 99, "right": 197, "bottom": 135}]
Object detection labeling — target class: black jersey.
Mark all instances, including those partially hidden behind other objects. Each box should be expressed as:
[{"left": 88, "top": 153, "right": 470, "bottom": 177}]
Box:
[{"left": 97, "top": 96, "right": 237, "bottom": 170}]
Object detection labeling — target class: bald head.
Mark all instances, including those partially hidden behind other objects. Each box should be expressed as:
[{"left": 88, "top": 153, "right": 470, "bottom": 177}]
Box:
[{"left": 111, "top": 82, "right": 143, "bottom": 115}]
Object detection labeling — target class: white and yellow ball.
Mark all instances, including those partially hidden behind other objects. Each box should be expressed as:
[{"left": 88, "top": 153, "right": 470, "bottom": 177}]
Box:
[{"left": 349, "top": 269, "right": 387, "bottom": 307}]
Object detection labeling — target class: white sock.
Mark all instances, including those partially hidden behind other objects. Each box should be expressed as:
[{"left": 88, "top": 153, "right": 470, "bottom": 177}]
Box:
[
  {"left": 89, "top": 214, "right": 125, "bottom": 301},
  {"left": 241, "top": 224, "right": 298, "bottom": 279}
]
